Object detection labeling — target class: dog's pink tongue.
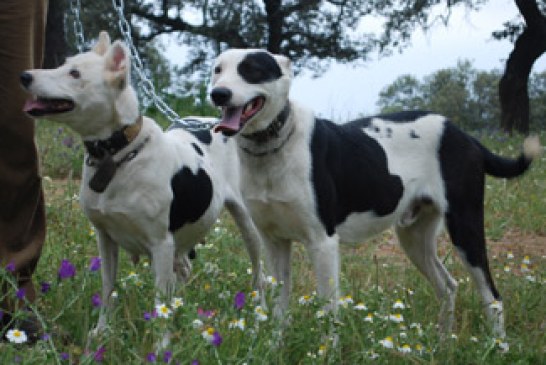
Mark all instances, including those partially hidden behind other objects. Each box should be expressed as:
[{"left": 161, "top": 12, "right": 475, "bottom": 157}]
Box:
[
  {"left": 23, "top": 99, "right": 47, "bottom": 113},
  {"left": 214, "top": 106, "right": 243, "bottom": 134}
]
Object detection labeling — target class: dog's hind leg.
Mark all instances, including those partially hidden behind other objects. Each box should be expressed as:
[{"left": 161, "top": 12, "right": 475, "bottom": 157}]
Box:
[
  {"left": 396, "top": 210, "right": 458, "bottom": 337},
  {"left": 91, "top": 229, "right": 119, "bottom": 337},
  {"left": 445, "top": 201, "right": 505, "bottom": 338},
  {"left": 225, "top": 200, "right": 265, "bottom": 301}
]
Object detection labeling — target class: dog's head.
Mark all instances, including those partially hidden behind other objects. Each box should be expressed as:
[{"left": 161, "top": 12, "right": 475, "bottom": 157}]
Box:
[
  {"left": 21, "top": 31, "right": 139, "bottom": 139},
  {"left": 209, "top": 49, "right": 292, "bottom": 136}
]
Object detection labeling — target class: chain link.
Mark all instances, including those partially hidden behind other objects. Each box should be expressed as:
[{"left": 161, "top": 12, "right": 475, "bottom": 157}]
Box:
[{"left": 70, "top": 0, "right": 216, "bottom": 131}]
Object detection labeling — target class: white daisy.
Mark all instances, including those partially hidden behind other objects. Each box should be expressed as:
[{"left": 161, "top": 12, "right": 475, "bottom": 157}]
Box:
[
  {"left": 192, "top": 319, "right": 204, "bottom": 329},
  {"left": 254, "top": 306, "right": 268, "bottom": 321},
  {"left": 171, "top": 297, "right": 184, "bottom": 309},
  {"left": 298, "top": 295, "right": 313, "bottom": 305},
  {"left": 228, "top": 318, "right": 246, "bottom": 331},
  {"left": 489, "top": 300, "right": 503, "bottom": 311},
  {"left": 338, "top": 295, "right": 354, "bottom": 307},
  {"left": 389, "top": 313, "right": 404, "bottom": 323},
  {"left": 379, "top": 336, "right": 394, "bottom": 349},
  {"left": 155, "top": 303, "right": 172, "bottom": 318},
  {"left": 354, "top": 302, "right": 367, "bottom": 310},
  {"left": 398, "top": 344, "right": 411, "bottom": 353},
  {"left": 6, "top": 329, "right": 27, "bottom": 344},
  {"left": 266, "top": 276, "right": 278, "bottom": 287},
  {"left": 392, "top": 299, "right": 406, "bottom": 310}
]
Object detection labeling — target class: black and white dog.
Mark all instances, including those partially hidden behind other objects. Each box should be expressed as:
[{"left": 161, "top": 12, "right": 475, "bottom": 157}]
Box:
[
  {"left": 209, "top": 48, "right": 542, "bottom": 338},
  {"left": 20, "top": 33, "right": 264, "bottom": 339}
]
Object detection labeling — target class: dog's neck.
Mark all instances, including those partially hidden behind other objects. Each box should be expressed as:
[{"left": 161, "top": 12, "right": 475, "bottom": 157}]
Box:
[
  {"left": 238, "top": 102, "right": 296, "bottom": 157},
  {"left": 241, "top": 102, "right": 291, "bottom": 144},
  {"left": 84, "top": 115, "right": 143, "bottom": 159}
]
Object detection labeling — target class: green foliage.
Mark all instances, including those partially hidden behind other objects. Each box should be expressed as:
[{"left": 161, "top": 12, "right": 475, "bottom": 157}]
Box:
[
  {"left": 377, "top": 61, "right": 546, "bottom": 132},
  {"left": 7, "top": 122, "right": 544, "bottom": 364}
]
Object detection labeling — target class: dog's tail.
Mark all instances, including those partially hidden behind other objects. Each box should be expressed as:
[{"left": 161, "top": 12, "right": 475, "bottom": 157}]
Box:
[{"left": 478, "top": 135, "right": 542, "bottom": 178}]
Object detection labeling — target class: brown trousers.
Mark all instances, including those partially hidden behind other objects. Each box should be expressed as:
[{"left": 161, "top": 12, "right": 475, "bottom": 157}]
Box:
[{"left": 0, "top": 0, "right": 48, "bottom": 305}]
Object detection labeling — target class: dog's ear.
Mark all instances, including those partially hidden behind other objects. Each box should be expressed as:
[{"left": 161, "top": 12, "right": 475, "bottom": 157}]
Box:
[
  {"left": 274, "top": 55, "right": 293, "bottom": 78},
  {"left": 104, "top": 40, "right": 131, "bottom": 89},
  {"left": 93, "top": 31, "right": 111, "bottom": 56}
]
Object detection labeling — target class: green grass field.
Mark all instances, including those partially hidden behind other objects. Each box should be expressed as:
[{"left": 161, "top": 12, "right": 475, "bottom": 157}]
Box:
[{"left": 1, "top": 118, "right": 544, "bottom": 364}]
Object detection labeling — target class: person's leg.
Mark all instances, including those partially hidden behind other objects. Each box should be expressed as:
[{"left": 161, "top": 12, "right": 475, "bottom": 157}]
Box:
[{"left": 0, "top": 0, "right": 48, "bottom": 339}]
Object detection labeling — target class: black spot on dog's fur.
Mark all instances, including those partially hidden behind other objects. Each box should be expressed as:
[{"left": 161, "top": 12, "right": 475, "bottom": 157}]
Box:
[
  {"left": 191, "top": 143, "right": 203, "bottom": 156},
  {"left": 310, "top": 118, "right": 404, "bottom": 236},
  {"left": 189, "top": 129, "right": 212, "bottom": 145},
  {"left": 410, "top": 130, "right": 420, "bottom": 139},
  {"left": 169, "top": 167, "right": 213, "bottom": 232},
  {"left": 238, "top": 52, "right": 283, "bottom": 84}
]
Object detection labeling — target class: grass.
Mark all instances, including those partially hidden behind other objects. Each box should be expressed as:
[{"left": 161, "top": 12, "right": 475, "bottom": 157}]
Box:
[{"left": 1, "top": 117, "right": 544, "bottom": 364}]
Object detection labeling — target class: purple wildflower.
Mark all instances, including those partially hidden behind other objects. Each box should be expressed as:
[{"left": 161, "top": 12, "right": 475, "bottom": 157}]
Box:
[
  {"left": 41, "top": 333, "right": 51, "bottom": 341},
  {"left": 234, "top": 291, "right": 246, "bottom": 310},
  {"left": 62, "top": 136, "right": 74, "bottom": 148},
  {"left": 60, "top": 352, "right": 69, "bottom": 361},
  {"left": 89, "top": 257, "right": 102, "bottom": 272},
  {"left": 58, "top": 259, "right": 76, "bottom": 279},
  {"left": 144, "top": 309, "right": 158, "bottom": 321},
  {"left": 191, "top": 360, "right": 199, "bottom": 365},
  {"left": 94, "top": 346, "right": 106, "bottom": 362},
  {"left": 40, "top": 281, "right": 51, "bottom": 294},
  {"left": 91, "top": 293, "right": 102, "bottom": 308},
  {"left": 0, "top": 310, "right": 4, "bottom": 321},
  {"left": 163, "top": 351, "right": 172, "bottom": 363},
  {"left": 146, "top": 352, "right": 157, "bottom": 363},
  {"left": 211, "top": 331, "right": 223, "bottom": 347},
  {"left": 197, "top": 308, "right": 214, "bottom": 318},
  {"left": 5, "top": 261, "right": 16, "bottom": 273},
  {"left": 16, "top": 288, "right": 26, "bottom": 300}
]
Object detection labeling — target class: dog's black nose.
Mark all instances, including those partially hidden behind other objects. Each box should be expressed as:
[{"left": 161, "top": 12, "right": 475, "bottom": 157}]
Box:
[
  {"left": 20, "top": 72, "right": 33, "bottom": 88},
  {"left": 210, "top": 87, "right": 232, "bottom": 106}
]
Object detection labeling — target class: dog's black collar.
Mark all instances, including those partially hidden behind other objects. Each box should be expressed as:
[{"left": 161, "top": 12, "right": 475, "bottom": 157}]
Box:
[
  {"left": 240, "top": 124, "right": 296, "bottom": 157},
  {"left": 84, "top": 115, "right": 143, "bottom": 159},
  {"left": 241, "top": 102, "right": 290, "bottom": 144},
  {"left": 84, "top": 116, "right": 147, "bottom": 193}
]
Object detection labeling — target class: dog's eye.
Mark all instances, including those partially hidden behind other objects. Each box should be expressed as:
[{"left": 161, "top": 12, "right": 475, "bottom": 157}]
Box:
[
  {"left": 69, "top": 69, "right": 81, "bottom": 79},
  {"left": 214, "top": 66, "right": 221, "bottom": 74}
]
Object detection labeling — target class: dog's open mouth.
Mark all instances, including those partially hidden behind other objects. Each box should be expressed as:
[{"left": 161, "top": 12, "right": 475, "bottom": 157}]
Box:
[
  {"left": 23, "top": 97, "right": 75, "bottom": 117},
  {"left": 214, "top": 96, "right": 265, "bottom": 136}
]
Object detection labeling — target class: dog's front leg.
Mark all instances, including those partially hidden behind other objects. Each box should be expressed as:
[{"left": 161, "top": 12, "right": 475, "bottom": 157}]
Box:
[
  {"left": 225, "top": 200, "right": 265, "bottom": 303},
  {"left": 151, "top": 236, "right": 177, "bottom": 349},
  {"left": 91, "top": 229, "right": 119, "bottom": 337},
  {"left": 263, "top": 237, "right": 292, "bottom": 319},
  {"left": 151, "top": 237, "right": 177, "bottom": 299},
  {"left": 307, "top": 235, "right": 340, "bottom": 312}
]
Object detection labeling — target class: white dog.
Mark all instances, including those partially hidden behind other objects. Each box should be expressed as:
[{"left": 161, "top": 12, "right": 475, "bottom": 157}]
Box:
[
  {"left": 209, "top": 48, "right": 541, "bottom": 338},
  {"left": 21, "top": 33, "right": 264, "bottom": 338}
]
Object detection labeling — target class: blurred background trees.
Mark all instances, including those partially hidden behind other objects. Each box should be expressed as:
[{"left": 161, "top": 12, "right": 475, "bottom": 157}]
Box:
[{"left": 44, "top": 0, "right": 546, "bottom": 133}]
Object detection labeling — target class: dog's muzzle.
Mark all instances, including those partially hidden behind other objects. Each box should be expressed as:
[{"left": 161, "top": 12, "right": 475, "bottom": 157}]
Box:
[{"left": 210, "top": 87, "right": 232, "bottom": 106}]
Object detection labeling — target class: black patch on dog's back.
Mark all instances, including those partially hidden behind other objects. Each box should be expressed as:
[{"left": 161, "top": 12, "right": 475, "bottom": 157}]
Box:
[
  {"left": 238, "top": 52, "right": 283, "bottom": 84},
  {"left": 189, "top": 129, "right": 212, "bottom": 145},
  {"left": 169, "top": 167, "right": 213, "bottom": 232},
  {"left": 310, "top": 118, "right": 404, "bottom": 236}
]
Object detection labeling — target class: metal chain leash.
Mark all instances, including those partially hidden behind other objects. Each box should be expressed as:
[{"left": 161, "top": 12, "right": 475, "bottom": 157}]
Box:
[
  {"left": 70, "top": 0, "right": 86, "bottom": 52},
  {"left": 69, "top": 0, "right": 216, "bottom": 130},
  {"left": 111, "top": 0, "right": 216, "bottom": 130}
]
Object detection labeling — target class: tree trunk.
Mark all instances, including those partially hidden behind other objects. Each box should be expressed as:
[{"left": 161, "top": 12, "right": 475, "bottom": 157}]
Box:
[
  {"left": 43, "top": 0, "right": 68, "bottom": 69},
  {"left": 499, "top": 0, "right": 546, "bottom": 134}
]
